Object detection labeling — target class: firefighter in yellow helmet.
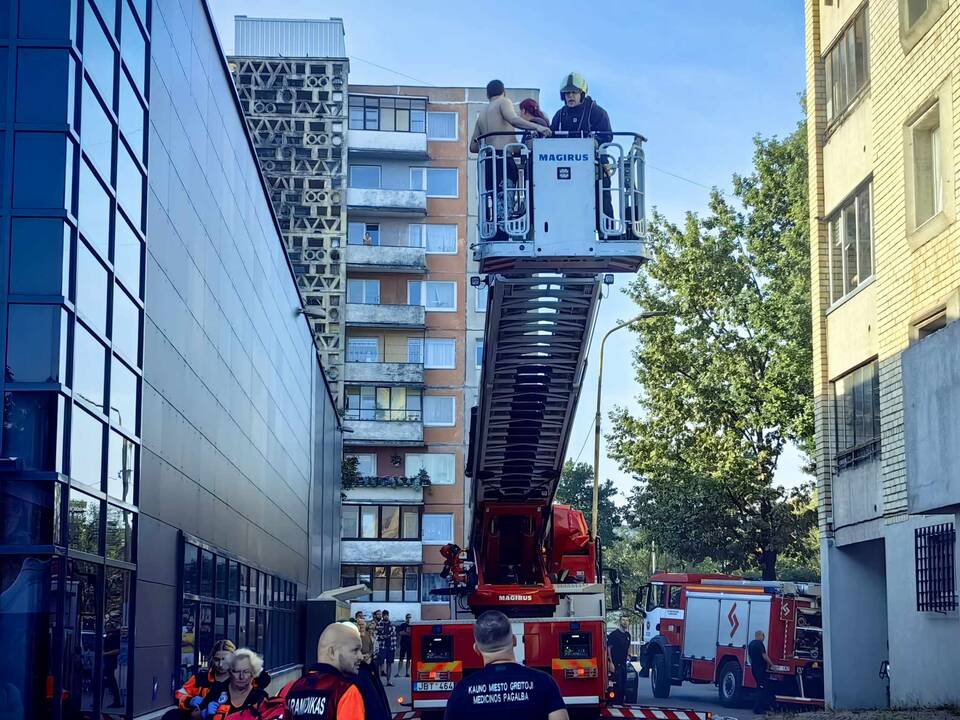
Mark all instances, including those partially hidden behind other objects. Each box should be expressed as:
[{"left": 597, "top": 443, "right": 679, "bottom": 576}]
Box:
[{"left": 549, "top": 72, "right": 612, "bottom": 144}]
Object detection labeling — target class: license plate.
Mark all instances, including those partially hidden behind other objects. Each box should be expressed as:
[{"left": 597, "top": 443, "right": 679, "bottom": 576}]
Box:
[
  {"left": 770, "top": 664, "right": 790, "bottom": 673},
  {"left": 414, "top": 681, "right": 454, "bottom": 692}
]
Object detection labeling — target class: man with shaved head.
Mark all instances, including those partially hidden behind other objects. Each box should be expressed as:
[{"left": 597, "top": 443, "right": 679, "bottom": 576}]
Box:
[
  {"left": 444, "top": 610, "right": 568, "bottom": 720},
  {"left": 272, "top": 622, "right": 365, "bottom": 719}
]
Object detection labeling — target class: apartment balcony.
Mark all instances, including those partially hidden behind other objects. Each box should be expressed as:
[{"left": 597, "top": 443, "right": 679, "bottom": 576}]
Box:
[
  {"left": 346, "top": 187, "right": 427, "bottom": 216},
  {"left": 347, "top": 129, "right": 428, "bottom": 159},
  {"left": 345, "top": 303, "right": 425, "bottom": 328},
  {"left": 345, "top": 361, "right": 424, "bottom": 385},
  {"left": 341, "top": 540, "right": 422, "bottom": 564},
  {"left": 346, "top": 243, "right": 426, "bottom": 273},
  {"left": 344, "top": 416, "right": 423, "bottom": 446},
  {"left": 903, "top": 319, "right": 960, "bottom": 514}
]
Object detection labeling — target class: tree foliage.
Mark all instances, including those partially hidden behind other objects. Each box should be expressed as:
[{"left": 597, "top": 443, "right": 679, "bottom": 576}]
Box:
[
  {"left": 555, "top": 460, "right": 623, "bottom": 549},
  {"left": 608, "top": 118, "right": 816, "bottom": 580}
]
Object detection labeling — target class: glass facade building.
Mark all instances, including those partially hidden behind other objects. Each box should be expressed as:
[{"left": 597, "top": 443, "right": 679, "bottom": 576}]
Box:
[{"left": 0, "top": 1, "right": 343, "bottom": 718}]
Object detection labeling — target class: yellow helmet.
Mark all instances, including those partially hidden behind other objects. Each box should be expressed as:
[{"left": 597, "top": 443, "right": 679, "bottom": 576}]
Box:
[{"left": 560, "top": 72, "right": 588, "bottom": 100}]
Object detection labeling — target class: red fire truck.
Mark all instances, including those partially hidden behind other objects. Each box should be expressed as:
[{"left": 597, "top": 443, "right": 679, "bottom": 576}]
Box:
[{"left": 635, "top": 573, "right": 824, "bottom": 708}]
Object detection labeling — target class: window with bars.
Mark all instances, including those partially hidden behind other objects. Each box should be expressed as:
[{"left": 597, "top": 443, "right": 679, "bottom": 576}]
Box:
[
  {"left": 346, "top": 338, "right": 379, "bottom": 363},
  {"left": 833, "top": 360, "right": 880, "bottom": 470},
  {"left": 348, "top": 95, "right": 427, "bottom": 133},
  {"left": 915, "top": 523, "right": 957, "bottom": 613},
  {"left": 828, "top": 182, "right": 873, "bottom": 304},
  {"left": 825, "top": 7, "right": 869, "bottom": 123}
]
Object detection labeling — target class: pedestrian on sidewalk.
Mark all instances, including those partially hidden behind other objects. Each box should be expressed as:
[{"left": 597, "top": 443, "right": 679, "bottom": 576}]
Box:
[
  {"left": 376, "top": 610, "right": 397, "bottom": 686},
  {"left": 397, "top": 613, "right": 413, "bottom": 678}
]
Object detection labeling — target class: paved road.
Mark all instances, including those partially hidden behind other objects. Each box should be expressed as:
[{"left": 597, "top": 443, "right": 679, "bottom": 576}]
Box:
[{"left": 384, "top": 665, "right": 756, "bottom": 719}]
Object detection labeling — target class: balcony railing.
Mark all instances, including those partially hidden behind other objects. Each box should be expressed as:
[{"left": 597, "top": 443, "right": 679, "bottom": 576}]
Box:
[
  {"left": 346, "top": 243, "right": 426, "bottom": 272},
  {"left": 348, "top": 128, "right": 428, "bottom": 158},
  {"left": 345, "top": 361, "right": 424, "bottom": 385},
  {"left": 346, "top": 187, "right": 427, "bottom": 215},
  {"left": 345, "top": 303, "right": 426, "bottom": 328},
  {"left": 343, "top": 417, "right": 424, "bottom": 445}
]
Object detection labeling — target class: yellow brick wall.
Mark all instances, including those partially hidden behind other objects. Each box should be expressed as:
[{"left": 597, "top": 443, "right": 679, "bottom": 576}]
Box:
[{"left": 806, "top": 0, "right": 960, "bottom": 534}]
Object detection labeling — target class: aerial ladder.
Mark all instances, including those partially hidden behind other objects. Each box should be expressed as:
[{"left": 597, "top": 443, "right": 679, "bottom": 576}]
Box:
[{"left": 403, "top": 132, "right": 712, "bottom": 720}]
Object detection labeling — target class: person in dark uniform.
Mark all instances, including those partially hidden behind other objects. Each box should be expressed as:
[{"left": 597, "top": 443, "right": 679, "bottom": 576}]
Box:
[
  {"left": 748, "top": 630, "right": 774, "bottom": 715},
  {"left": 444, "top": 610, "right": 569, "bottom": 720},
  {"left": 397, "top": 613, "right": 413, "bottom": 678},
  {"left": 606, "top": 615, "right": 632, "bottom": 703}
]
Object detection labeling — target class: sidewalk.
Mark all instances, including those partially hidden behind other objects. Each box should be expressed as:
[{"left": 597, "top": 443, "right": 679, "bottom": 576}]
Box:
[{"left": 383, "top": 664, "right": 413, "bottom": 713}]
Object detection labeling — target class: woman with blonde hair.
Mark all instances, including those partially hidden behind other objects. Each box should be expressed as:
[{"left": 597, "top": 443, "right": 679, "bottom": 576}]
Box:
[{"left": 197, "top": 648, "right": 269, "bottom": 719}]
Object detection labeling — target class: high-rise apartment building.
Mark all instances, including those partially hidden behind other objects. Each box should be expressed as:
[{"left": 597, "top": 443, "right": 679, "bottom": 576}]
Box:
[{"left": 806, "top": 0, "right": 960, "bottom": 709}]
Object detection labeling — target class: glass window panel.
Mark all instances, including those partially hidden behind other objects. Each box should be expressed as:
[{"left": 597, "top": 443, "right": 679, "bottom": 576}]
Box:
[
  {"left": 401, "top": 507, "right": 419, "bottom": 539},
  {"left": 0, "top": 480, "right": 57, "bottom": 545},
  {"left": 105, "top": 504, "right": 131, "bottom": 561},
  {"left": 14, "top": 132, "right": 71, "bottom": 209},
  {"left": 824, "top": 51, "right": 834, "bottom": 121},
  {"left": 422, "top": 514, "right": 453, "bottom": 543},
  {"left": 17, "top": 48, "right": 73, "bottom": 123},
  {"left": 349, "top": 165, "right": 381, "bottom": 189},
  {"left": 81, "top": 78, "right": 114, "bottom": 179},
  {"left": 857, "top": 188, "right": 872, "bottom": 282},
  {"left": 421, "top": 572, "right": 446, "bottom": 603},
  {"left": 2, "top": 392, "right": 64, "bottom": 471},
  {"left": 843, "top": 204, "right": 858, "bottom": 292},
  {"left": 120, "top": 2, "right": 145, "bottom": 90},
  {"left": 408, "top": 223, "right": 424, "bottom": 248},
  {"left": 227, "top": 606, "right": 238, "bottom": 645},
  {"left": 396, "top": 109, "right": 409, "bottom": 132},
  {"left": 411, "top": 109, "right": 426, "bottom": 133},
  {"left": 348, "top": 454, "right": 376, "bottom": 477},
  {"left": 237, "top": 606, "right": 247, "bottom": 648},
  {"left": 854, "top": 12, "right": 868, "bottom": 91},
  {"left": 908, "top": 0, "right": 930, "bottom": 25},
  {"left": 829, "top": 217, "right": 843, "bottom": 303},
  {"left": 407, "top": 280, "right": 422, "bottom": 306},
  {"left": 78, "top": 161, "right": 112, "bottom": 256},
  {"left": 71, "top": 406, "right": 104, "bottom": 488},
  {"left": 427, "top": 112, "right": 457, "bottom": 140},
  {"left": 228, "top": 562, "right": 240, "bottom": 602},
  {"left": 197, "top": 604, "right": 213, "bottom": 665},
  {"left": 425, "top": 224, "right": 457, "bottom": 253},
  {"left": 404, "top": 566, "right": 419, "bottom": 602},
  {"left": 5, "top": 304, "right": 68, "bottom": 383},
  {"left": 476, "top": 340, "right": 484, "bottom": 369},
  {"left": 114, "top": 217, "right": 142, "bottom": 297},
  {"left": 347, "top": 222, "right": 364, "bottom": 245},
  {"left": 424, "top": 281, "right": 455, "bottom": 310},
  {"left": 407, "top": 337, "right": 423, "bottom": 363},
  {"left": 180, "top": 601, "right": 197, "bottom": 681},
  {"left": 64, "top": 559, "right": 99, "bottom": 715},
  {"left": 360, "top": 506, "right": 377, "bottom": 538},
  {"left": 424, "top": 338, "right": 455, "bottom": 369},
  {"left": 348, "top": 107, "right": 364, "bottom": 129},
  {"left": 364, "top": 107, "right": 378, "bottom": 130},
  {"left": 372, "top": 566, "right": 387, "bottom": 602},
  {"left": 77, "top": 239, "right": 109, "bottom": 334},
  {"left": 423, "top": 396, "right": 455, "bottom": 426},
  {"left": 106, "top": 430, "right": 135, "bottom": 503},
  {"left": 406, "top": 453, "right": 455, "bottom": 485},
  {"left": 10, "top": 218, "right": 70, "bottom": 296},
  {"left": 426, "top": 168, "right": 457, "bottom": 197},
  {"left": 83, "top": 1, "right": 115, "bottom": 98},
  {"left": 215, "top": 556, "right": 227, "bottom": 599},
  {"left": 19, "top": 0, "right": 75, "bottom": 40},
  {"left": 409, "top": 167, "right": 425, "bottom": 191},
  {"left": 346, "top": 338, "right": 379, "bottom": 363},
  {"left": 342, "top": 505, "right": 359, "bottom": 538},
  {"left": 183, "top": 543, "right": 199, "bottom": 595},
  {"left": 112, "top": 284, "right": 140, "bottom": 363},
  {"left": 389, "top": 566, "right": 403, "bottom": 601},
  {"left": 110, "top": 357, "right": 138, "bottom": 431},
  {"left": 844, "top": 26, "right": 857, "bottom": 108},
  {"left": 376, "top": 387, "right": 390, "bottom": 419},
  {"left": 68, "top": 490, "right": 100, "bottom": 553},
  {"left": 381, "top": 506, "right": 400, "bottom": 539},
  {"left": 91, "top": 0, "right": 116, "bottom": 32},
  {"left": 119, "top": 72, "right": 145, "bottom": 161},
  {"left": 200, "top": 550, "right": 214, "bottom": 597},
  {"left": 247, "top": 568, "right": 258, "bottom": 605},
  {"left": 117, "top": 144, "right": 143, "bottom": 229},
  {"left": 380, "top": 107, "right": 395, "bottom": 131},
  {"left": 74, "top": 324, "right": 107, "bottom": 411}
]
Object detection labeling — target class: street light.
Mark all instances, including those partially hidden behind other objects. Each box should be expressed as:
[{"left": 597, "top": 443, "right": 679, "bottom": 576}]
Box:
[{"left": 592, "top": 311, "right": 670, "bottom": 538}]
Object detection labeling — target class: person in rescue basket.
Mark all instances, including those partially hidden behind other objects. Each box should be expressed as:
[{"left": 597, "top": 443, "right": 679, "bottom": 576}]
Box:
[
  {"left": 272, "top": 622, "right": 365, "bottom": 720},
  {"left": 444, "top": 610, "right": 569, "bottom": 720},
  {"left": 606, "top": 614, "right": 632, "bottom": 703},
  {"left": 169, "top": 639, "right": 236, "bottom": 719},
  {"left": 197, "top": 649, "right": 269, "bottom": 720}
]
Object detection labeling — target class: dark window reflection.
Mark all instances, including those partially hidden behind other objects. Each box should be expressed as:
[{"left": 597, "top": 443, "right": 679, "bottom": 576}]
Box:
[
  {"left": 9, "top": 218, "right": 70, "bottom": 296},
  {"left": 73, "top": 324, "right": 107, "bottom": 412},
  {"left": 91, "top": 0, "right": 116, "bottom": 32},
  {"left": 119, "top": 73, "right": 144, "bottom": 161},
  {"left": 227, "top": 606, "right": 238, "bottom": 646},
  {"left": 0, "top": 49, "right": 5, "bottom": 121},
  {"left": 182, "top": 543, "right": 198, "bottom": 595},
  {"left": 105, "top": 504, "right": 131, "bottom": 561},
  {"left": 68, "top": 490, "right": 101, "bottom": 554},
  {"left": 113, "top": 218, "right": 142, "bottom": 298},
  {"left": 109, "top": 357, "right": 137, "bottom": 431},
  {"left": 200, "top": 550, "right": 214, "bottom": 597},
  {"left": 82, "top": 1, "right": 115, "bottom": 101},
  {"left": 5, "top": 304, "right": 67, "bottom": 383},
  {"left": 19, "top": 0, "right": 75, "bottom": 40},
  {"left": 120, "top": 3, "right": 145, "bottom": 91},
  {"left": 70, "top": 406, "right": 104, "bottom": 489},
  {"left": 81, "top": 79, "right": 114, "bottom": 180},
  {"left": 76, "top": 240, "right": 109, "bottom": 335},
  {"left": 2, "top": 392, "right": 64, "bottom": 471},
  {"left": 0, "top": 480, "right": 57, "bottom": 545},
  {"left": 64, "top": 559, "right": 100, "bottom": 719},
  {"left": 13, "top": 132, "right": 70, "bottom": 209},
  {"left": 106, "top": 430, "right": 135, "bottom": 503},
  {"left": 215, "top": 555, "right": 226, "bottom": 599},
  {"left": 0, "top": 556, "right": 59, "bottom": 720},
  {"left": 16, "top": 48, "right": 73, "bottom": 123},
  {"left": 228, "top": 561, "right": 239, "bottom": 602},
  {"left": 180, "top": 601, "right": 197, "bottom": 683},
  {"left": 214, "top": 603, "right": 225, "bottom": 640},
  {"left": 116, "top": 145, "right": 143, "bottom": 229},
  {"left": 197, "top": 603, "right": 213, "bottom": 670},
  {"left": 102, "top": 567, "right": 130, "bottom": 715},
  {"left": 112, "top": 283, "right": 140, "bottom": 364},
  {"left": 77, "top": 161, "right": 112, "bottom": 257}
]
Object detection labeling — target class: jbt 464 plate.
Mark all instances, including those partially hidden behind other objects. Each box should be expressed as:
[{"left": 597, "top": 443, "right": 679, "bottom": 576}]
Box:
[{"left": 414, "top": 681, "right": 454, "bottom": 692}]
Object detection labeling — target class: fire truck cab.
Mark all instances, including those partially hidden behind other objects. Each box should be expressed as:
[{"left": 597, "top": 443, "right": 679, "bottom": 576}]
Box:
[{"left": 635, "top": 573, "right": 824, "bottom": 709}]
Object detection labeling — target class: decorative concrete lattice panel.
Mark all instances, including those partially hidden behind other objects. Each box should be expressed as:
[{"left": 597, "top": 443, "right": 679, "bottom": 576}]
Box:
[{"left": 230, "top": 57, "right": 348, "bottom": 405}]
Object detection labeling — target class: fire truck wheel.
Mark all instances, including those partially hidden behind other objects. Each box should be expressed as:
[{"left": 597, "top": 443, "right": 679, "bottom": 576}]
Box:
[
  {"left": 650, "top": 652, "right": 671, "bottom": 699},
  {"left": 717, "top": 660, "right": 745, "bottom": 707}
]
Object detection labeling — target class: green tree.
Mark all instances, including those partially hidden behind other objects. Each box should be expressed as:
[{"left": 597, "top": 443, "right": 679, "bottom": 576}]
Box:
[
  {"left": 608, "top": 118, "right": 816, "bottom": 580},
  {"left": 554, "top": 460, "right": 623, "bottom": 549}
]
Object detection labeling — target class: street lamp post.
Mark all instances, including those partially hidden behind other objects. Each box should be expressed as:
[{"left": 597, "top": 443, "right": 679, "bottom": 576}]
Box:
[{"left": 592, "top": 311, "right": 670, "bottom": 539}]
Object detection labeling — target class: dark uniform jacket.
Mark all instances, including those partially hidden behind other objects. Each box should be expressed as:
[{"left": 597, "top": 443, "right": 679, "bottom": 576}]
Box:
[
  {"left": 550, "top": 96, "right": 613, "bottom": 144},
  {"left": 275, "top": 664, "right": 365, "bottom": 720}
]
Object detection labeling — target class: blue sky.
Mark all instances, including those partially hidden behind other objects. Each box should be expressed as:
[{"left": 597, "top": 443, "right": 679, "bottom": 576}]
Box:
[{"left": 209, "top": 0, "right": 810, "bottom": 497}]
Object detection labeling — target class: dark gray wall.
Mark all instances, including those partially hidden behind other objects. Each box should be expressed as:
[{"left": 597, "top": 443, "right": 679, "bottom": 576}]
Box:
[
  {"left": 134, "top": 0, "right": 341, "bottom": 714},
  {"left": 903, "top": 319, "right": 960, "bottom": 514}
]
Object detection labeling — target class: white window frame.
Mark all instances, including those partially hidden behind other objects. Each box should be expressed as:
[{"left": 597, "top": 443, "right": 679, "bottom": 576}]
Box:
[
  {"left": 346, "top": 337, "right": 380, "bottom": 363},
  {"left": 407, "top": 224, "right": 425, "bottom": 248},
  {"left": 349, "top": 164, "right": 382, "bottom": 189},
  {"left": 427, "top": 111, "right": 459, "bottom": 141},
  {"left": 475, "top": 340, "right": 484, "bottom": 370},
  {"left": 346, "top": 453, "right": 377, "bottom": 477},
  {"left": 425, "top": 224, "right": 458, "bottom": 255},
  {"left": 405, "top": 452, "right": 456, "bottom": 485},
  {"left": 409, "top": 280, "right": 457, "bottom": 312},
  {"left": 347, "top": 278, "right": 381, "bottom": 305},
  {"left": 475, "top": 285, "right": 488, "bottom": 313},
  {"left": 423, "top": 395, "right": 456, "bottom": 427},
  {"left": 826, "top": 181, "right": 873, "bottom": 306},
  {"left": 424, "top": 338, "right": 456, "bottom": 369},
  {"left": 912, "top": 108, "right": 943, "bottom": 228},
  {"left": 422, "top": 513, "right": 454, "bottom": 545},
  {"left": 410, "top": 166, "right": 459, "bottom": 198}
]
